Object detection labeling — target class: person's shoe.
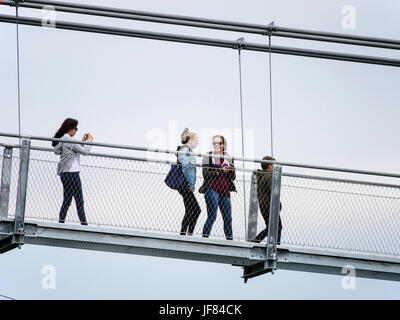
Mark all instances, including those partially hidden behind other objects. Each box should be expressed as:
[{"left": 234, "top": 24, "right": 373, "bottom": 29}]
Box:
[{"left": 180, "top": 232, "right": 186, "bottom": 236}]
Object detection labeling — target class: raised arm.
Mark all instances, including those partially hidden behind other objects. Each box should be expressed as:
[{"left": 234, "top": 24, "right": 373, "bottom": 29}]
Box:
[{"left": 71, "top": 138, "right": 93, "bottom": 156}]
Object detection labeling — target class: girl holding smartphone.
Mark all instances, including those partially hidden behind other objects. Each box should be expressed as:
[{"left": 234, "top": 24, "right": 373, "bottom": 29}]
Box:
[
  {"left": 201, "top": 135, "right": 236, "bottom": 240},
  {"left": 52, "top": 118, "right": 93, "bottom": 225}
]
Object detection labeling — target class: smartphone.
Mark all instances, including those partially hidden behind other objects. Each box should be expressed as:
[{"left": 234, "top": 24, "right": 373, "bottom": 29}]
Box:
[{"left": 222, "top": 161, "right": 230, "bottom": 168}]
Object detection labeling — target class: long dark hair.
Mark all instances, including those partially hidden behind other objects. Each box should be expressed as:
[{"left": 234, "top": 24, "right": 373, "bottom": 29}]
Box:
[{"left": 52, "top": 118, "right": 78, "bottom": 147}]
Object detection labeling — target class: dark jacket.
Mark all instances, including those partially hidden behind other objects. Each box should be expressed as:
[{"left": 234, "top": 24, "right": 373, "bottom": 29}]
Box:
[
  {"left": 201, "top": 151, "right": 237, "bottom": 192},
  {"left": 255, "top": 169, "right": 282, "bottom": 212}
]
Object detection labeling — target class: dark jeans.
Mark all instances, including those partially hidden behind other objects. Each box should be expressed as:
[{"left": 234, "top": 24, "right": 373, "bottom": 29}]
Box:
[
  {"left": 202, "top": 188, "right": 233, "bottom": 240},
  {"left": 254, "top": 205, "right": 282, "bottom": 244},
  {"left": 178, "top": 188, "right": 201, "bottom": 235},
  {"left": 59, "top": 172, "right": 88, "bottom": 225}
]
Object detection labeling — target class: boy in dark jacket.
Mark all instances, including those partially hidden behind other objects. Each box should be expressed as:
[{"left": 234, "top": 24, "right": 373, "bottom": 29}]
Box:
[{"left": 253, "top": 156, "right": 283, "bottom": 244}]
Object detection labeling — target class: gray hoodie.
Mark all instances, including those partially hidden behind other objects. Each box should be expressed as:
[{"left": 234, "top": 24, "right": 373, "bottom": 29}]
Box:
[{"left": 54, "top": 134, "right": 93, "bottom": 175}]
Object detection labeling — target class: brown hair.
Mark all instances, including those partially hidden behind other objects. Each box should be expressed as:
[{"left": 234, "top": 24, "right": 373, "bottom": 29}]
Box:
[
  {"left": 52, "top": 118, "right": 78, "bottom": 147},
  {"left": 261, "top": 156, "right": 275, "bottom": 170},
  {"left": 212, "top": 135, "right": 227, "bottom": 152}
]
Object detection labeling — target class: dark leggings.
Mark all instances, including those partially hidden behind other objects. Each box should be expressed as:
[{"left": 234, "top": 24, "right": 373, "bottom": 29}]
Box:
[
  {"left": 254, "top": 207, "right": 282, "bottom": 243},
  {"left": 178, "top": 188, "right": 201, "bottom": 234},
  {"left": 59, "top": 172, "right": 88, "bottom": 225}
]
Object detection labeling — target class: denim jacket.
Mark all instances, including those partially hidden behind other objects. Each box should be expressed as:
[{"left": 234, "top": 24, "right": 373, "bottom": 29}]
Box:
[{"left": 178, "top": 145, "right": 196, "bottom": 189}]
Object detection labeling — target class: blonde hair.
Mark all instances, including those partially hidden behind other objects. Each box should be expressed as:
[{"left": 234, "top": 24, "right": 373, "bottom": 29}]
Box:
[{"left": 181, "top": 128, "right": 197, "bottom": 144}]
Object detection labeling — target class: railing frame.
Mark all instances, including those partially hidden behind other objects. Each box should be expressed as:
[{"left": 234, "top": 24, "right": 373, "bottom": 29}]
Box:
[
  {"left": 0, "top": 133, "right": 399, "bottom": 282},
  {"left": 0, "top": 146, "right": 13, "bottom": 219}
]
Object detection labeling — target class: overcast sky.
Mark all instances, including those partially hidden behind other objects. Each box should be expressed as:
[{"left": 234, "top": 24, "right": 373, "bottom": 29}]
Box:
[{"left": 0, "top": 0, "right": 399, "bottom": 299}]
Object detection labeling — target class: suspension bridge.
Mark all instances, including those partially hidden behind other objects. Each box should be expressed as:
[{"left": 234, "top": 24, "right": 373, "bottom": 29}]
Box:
[
  {"left": 0, "top": 0, "right": 399, "bottom": 283},
  {"left": 0, "top": 134, "right": 399, "bottom": 282}
]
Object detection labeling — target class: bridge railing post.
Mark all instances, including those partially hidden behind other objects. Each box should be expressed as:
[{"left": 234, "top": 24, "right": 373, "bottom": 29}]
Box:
[
  {"left": 0, "top": 146, "right": 13, "bottom": 220},
  {"left": 246, "top": 172, "right": 259, "bottom": 241},
  {"left": 265, "top": 163, "right": 282, "bottom": 271},
  {"left": 13, "top": 138, "right": 31, "bottom": 247}
]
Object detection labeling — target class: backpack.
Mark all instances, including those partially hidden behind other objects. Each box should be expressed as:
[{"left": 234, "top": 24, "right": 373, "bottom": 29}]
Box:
[{"left": 164, "top": 146, "right": 188, "bottom": 190}]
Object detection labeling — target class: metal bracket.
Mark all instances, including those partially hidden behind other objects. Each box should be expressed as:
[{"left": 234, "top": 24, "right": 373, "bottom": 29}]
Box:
[
  {"left": 0, "top": 147, "right": 13, "bottom": 219},
  {"left": 263, "top": 21, "right": 277, "bottom": 36},
  {"left": 265, "top": 163, "right": 282, "bottom": 262},
  {"left": 13, "top": 138, "right": 31, "bottom": 249},
  {"left": 9, "top": 0, "right": 25, "bottom": 7},
  {"left": 242, "top": 259, "right": 277, "bottom": 283},
  {"left": 234, "top": 37, "right": 247, "bottom": 50},
  {"left": 246, "top": 172, "right": 259, "bottom": 241},
  {"left": 0, "top": 218, "right": 33, "bottom": 253}
]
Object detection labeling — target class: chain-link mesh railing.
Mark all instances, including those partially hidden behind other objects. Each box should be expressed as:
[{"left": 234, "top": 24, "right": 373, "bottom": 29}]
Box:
[
  {"left": 280, "top": 174, "right": 400, "bottom": 257},
  {"left": 1, "top": 141, "right": 399, "bottom": 259},
  {"left": 6, "top": 148, "right": 252, "bottom": 241}
]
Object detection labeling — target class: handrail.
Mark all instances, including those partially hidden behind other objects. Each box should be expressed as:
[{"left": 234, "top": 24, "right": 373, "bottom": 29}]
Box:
[
  {"left": 1, "top": 132, "right": 400, "bottom": 178},
  {"left": 3, "top": 0, "right": 399, "bottom": 50},
  {"left": 1, "top": 14, "right": 400, "bottom": 67}
]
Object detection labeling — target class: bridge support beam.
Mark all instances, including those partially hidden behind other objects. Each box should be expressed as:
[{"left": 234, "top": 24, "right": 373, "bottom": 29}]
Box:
[
  {"left": 246, "top": 172, "right": 258, "bottom": 241},
  {"left": 243, "top": 248, "right": 400, "bottom": 282},
  {"left": 1, "top": 218, "right": 398, "bottom": 282},
  {"left": 0, "top": 139, "right": 31, "bottom": 253},
  {"left": 0, "top": 146, "right": 13, "bottom": 219},
  {"left": 13, "top": 138, "right": 30, "bottom": 247}
]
